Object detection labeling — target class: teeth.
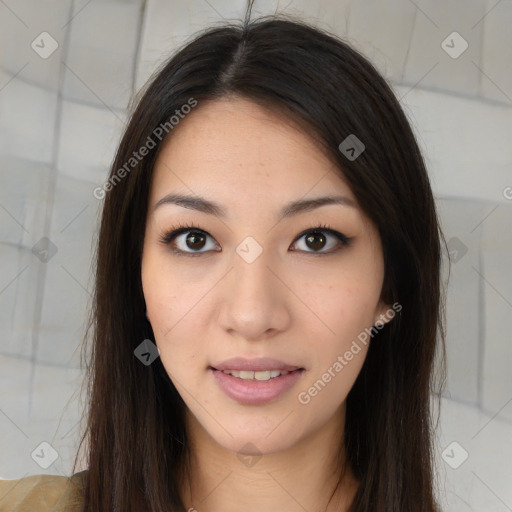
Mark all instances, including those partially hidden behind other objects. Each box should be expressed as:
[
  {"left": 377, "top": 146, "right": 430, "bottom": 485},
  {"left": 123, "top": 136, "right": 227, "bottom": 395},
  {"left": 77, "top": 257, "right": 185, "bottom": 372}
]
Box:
[{"left": 222, "top": 369, "right": 290, "bottom": 381}]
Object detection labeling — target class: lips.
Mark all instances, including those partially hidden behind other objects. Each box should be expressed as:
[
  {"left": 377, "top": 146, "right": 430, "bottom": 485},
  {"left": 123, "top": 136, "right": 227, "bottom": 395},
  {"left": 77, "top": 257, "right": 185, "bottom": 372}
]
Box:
[
  {"left": 210, "top": 366, "right": 305, "bottom": 405},
  {"left": 210, "top": 357, "right": 303, "bottom": 372},
  {"left": 209, "top": 357, "right": 305, "bottom": 404}
]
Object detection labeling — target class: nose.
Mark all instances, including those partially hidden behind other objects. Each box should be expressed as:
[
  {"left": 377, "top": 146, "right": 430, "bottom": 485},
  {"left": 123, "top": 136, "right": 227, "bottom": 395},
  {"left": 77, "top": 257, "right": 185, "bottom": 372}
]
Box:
[{"left": 217, "top": 247, "right": 292, "bottom": 341}]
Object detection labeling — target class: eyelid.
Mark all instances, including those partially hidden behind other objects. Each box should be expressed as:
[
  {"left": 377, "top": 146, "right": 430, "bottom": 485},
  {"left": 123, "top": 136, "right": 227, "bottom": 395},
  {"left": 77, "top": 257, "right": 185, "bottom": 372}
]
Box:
[
  {"left": 159, "top": 222, "right": 352, "bottom": 255},
  {"left": 291, "top": 224, "right": 351, "bottom": 246},
  {"left": 159, "top": 222, "right": 219, "bottom": 257}
]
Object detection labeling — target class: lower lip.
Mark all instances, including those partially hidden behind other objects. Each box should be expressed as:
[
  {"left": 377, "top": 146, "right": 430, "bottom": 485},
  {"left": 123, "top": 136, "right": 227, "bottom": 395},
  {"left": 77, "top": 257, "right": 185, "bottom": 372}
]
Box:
[{"left": 210, "top": 368, "right": 304, "bottom": 405}]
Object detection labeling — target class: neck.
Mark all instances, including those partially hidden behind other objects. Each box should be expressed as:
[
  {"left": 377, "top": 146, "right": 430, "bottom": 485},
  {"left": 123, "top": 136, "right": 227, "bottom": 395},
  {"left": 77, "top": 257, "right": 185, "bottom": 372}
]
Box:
[{"left": 179, "top": 405, "right": 359, "bottom": 512}]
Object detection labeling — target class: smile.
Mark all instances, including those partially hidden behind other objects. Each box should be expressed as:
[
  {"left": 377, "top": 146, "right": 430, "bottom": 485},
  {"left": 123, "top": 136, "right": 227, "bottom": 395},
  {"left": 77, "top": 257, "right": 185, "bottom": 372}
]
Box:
[{"left": 220, "top": 369, "right": 290, "bottom": 381}]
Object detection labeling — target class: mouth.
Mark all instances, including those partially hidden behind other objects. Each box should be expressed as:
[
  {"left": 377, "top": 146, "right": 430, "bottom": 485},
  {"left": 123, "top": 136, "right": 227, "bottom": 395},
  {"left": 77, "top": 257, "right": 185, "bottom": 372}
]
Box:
[
  {"left": 212, "top": 369, "right": 299, "bottom": 381},
  {"left": 208, "top": 358, "right": 305, "bottom": 405}
]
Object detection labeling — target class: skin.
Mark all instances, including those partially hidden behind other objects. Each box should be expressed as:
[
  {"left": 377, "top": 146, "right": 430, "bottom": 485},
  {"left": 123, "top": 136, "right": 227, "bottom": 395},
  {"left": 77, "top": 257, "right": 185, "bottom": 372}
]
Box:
[{"left": 141, "top": 97, "right": 393, "bottom": 512}]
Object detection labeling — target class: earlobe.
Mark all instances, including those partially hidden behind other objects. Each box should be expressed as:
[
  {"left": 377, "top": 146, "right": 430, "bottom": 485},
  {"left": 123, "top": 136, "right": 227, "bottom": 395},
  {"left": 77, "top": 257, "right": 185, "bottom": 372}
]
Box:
[{"left": 373, "top": 301, "right": 395, "bottom": 327}]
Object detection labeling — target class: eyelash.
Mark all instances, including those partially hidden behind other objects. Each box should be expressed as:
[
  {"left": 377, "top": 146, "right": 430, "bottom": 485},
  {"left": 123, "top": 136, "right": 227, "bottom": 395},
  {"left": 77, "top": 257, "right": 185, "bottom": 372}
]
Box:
[{"left": 159, "top": 222, "right": 352, "bottom": 257}]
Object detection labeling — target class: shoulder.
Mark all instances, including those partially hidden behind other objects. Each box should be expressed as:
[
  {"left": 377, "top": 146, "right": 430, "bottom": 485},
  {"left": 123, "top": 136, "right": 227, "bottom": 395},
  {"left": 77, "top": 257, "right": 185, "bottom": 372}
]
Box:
[{"left": 0, "top": 470, "right": 87, "bottom": 512}]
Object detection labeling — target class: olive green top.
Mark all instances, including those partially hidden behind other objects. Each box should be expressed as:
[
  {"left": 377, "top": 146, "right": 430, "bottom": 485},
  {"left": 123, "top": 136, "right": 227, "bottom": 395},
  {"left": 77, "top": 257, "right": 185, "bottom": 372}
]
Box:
[{"left": 0, "top": 471, "right": 86, "bottom": 512}]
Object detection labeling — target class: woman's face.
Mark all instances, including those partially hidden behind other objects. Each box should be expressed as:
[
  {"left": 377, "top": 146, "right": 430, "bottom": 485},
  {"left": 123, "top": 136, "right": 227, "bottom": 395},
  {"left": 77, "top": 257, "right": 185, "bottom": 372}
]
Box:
[{"left": 141, "top": 97, "right": 392, "bottom": 456}]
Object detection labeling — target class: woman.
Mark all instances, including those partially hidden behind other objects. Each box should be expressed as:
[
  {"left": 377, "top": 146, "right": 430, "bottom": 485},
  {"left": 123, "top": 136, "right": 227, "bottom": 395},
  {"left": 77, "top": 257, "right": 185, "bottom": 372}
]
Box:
[{"left": 0, "top": 11, "right": 447, "bottom": 512}]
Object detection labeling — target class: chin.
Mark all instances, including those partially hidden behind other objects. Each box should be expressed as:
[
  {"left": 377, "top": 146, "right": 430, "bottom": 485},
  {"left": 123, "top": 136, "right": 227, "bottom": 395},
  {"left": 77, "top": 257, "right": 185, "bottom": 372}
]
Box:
[{"left": 205, "top": 419, "right": 305, "bottom": 457}]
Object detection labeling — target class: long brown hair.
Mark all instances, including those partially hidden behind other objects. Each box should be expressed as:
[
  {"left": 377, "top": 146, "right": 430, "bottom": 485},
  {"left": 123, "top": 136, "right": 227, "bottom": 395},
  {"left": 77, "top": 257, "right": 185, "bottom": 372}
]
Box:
[{"left": 74, "top": 12, "right": 448, "bottom": 512}]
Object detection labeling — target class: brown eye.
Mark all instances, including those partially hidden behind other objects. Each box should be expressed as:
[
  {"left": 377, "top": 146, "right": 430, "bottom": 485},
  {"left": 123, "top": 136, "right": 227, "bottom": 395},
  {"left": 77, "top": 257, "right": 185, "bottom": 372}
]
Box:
[
  {"left": 305, "top": 232, "right": 327, "bottom": 251},
  {"left": 291, "top": 226, "right": 351, "bottom": 254},
  {"left": 160, "top": 227, "right": 220, "bottom": 255},
  {"left": 173, "top": 229, "right": 219, "bottom": 254},
  {"left": 161, "top": 224, "right": 350, "bottom": 257},
  {"left": 185, "top": 231, "right": 207, "bottom": 250}
]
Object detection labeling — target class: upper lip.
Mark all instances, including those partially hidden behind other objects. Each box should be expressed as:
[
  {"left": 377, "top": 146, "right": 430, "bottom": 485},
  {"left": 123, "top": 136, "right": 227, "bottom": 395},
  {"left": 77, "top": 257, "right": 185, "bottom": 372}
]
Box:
[{"left": 211, "top": 357, "right": 303, "bottom": 372}]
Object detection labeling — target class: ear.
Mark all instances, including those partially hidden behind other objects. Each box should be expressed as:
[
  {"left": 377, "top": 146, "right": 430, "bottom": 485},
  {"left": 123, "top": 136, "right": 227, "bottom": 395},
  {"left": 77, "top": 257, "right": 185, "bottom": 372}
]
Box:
[{"left": 372, "top": 299, "right": 400, "bottom": 327}]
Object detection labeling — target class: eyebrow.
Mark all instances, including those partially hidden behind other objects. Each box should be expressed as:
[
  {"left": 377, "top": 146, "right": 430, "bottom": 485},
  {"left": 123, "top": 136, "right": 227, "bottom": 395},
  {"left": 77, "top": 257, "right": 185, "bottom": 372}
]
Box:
[{"left": 153, "top": 193, "right": 357, "bottom": 220}]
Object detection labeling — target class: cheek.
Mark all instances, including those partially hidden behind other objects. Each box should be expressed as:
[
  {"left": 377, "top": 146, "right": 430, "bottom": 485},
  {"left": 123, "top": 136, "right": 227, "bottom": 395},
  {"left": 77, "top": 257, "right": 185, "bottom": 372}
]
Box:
[
  {"left": 302, "top": 274, "right": 382, "bottom": 340},
  {"left": 298, "top": 312, "right": 370, "bottom": 412},
  {"left": 142, "top": 246, "right": 184, "bottom": 325},
  {"left": 297, "top": 276, "right": 378, "bottom": 399},
  {"left": 141, "top": 251, "right": 206, "bottom": 374},
  {"left": 142, "top": 250, "right": 177, "bottom": 343}
]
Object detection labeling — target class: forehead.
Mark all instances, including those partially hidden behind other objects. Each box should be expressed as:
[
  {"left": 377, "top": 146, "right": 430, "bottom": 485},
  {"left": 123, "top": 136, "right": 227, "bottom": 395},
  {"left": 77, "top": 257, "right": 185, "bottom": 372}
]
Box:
[{"left": 149, "top": 97, "right": 357, "bottom": 209}]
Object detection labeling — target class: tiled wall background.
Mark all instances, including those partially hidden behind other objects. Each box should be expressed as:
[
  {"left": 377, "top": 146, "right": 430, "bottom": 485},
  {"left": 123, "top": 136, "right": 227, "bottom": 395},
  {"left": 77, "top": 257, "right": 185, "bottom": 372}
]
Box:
[{"left": 0, "top": 1, "right": 511, "bottom": 510}]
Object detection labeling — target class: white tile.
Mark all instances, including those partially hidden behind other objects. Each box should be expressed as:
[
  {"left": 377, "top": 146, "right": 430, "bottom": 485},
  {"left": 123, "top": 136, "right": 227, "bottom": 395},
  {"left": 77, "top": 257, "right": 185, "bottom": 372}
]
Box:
[
  {"left": 63, "top": 0, "right": 142, "bottom": 109},
  {"left": 0, "top": 355, "right": 31, "bottom": 431},
  {"left": 0, "top": 355, "right": 31, "bottom": 478},
  {"left": 135, "top": 0, "right": 354, "bottom": 93},
  {"left": 0, "top": 0, "right": 71, "bottom": 91},
  {"left": 36, "top": 174, "right": 101, "bottom": 367},
  {"left": 396, "top": 86, "right": 512, "bottom": 203},
  {"left": 480, "top": 0, "right": 512, "bottom": 103},
  {"left": 436, "top": 198, "right": 489, "bottom": 405},
  {"left": 0, "top": 360, "right": 84, "bottom": 478},
  {"left": 0, "top": 69, "right": 58, "bottom": 165},
  {"left": 0, "top": 156, "right": 52, "bottom": 249},
  {"left": 314, "top": 0, "right": 352, "bottom": 35},
  {"left": 403, "top": 0, "right": 485, "bottom": 97},
  {"left": 345, "top": 0, "right": 416, "bottom": 82},
  {"left": 480, "top": 204, "right": 512, "bottom": 422},
  {"left": 56, "top": 99, "right": 126, "bottom": 184},
  {"left": 0, "top": 244, "right": 40, "bottom": 359},
  {"left": 136, "top": 0, "right": 247, "bottom": 90},
  {"left": 250, "top": 0, "right": 352, "bottom": 35},
  {"left": 29, "top": 363, "right": 83, "bottom": 426},
  {"left": 35, "top": 265, "right": 91, "bottom": 369},
  {"left": 436, "top": 398, "right": 512, "bottom": 511}
]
